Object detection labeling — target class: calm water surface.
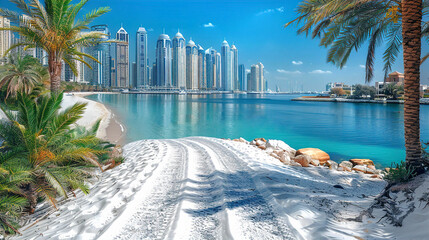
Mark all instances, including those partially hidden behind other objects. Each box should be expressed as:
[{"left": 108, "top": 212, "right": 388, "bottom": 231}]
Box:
[{"left": 87, "top": 94, "right": 429, "bottom": 167}]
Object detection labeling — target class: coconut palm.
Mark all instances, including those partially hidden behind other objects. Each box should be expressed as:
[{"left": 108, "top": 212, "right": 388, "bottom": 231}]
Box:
[
  {"left": 0, "top": 0, "right": 110, "bottom": 93},
  {"left": 0, "top": 92, "right": 111, "bottom": 216},
  {"left": 0, "top": 54, "right": 42, "bottom": 100},
  {"left": 286, "top": 0, "right": 427, "bottom": 173}
]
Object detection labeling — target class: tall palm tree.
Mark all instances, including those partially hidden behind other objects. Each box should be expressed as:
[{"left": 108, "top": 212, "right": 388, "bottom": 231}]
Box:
[
  {"left": 0, "top": 54, "right": 42, "bottom": 100},
  {"left": 286, "top": 0, "right": 427, "bottom": 173},
  {"left": 0, "top": 0, "right": 110, "bottom": 93}
]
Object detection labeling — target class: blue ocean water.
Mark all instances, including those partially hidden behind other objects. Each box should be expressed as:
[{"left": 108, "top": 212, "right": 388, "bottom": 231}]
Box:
[{"left": 86, "top": 93, "right": 429, "bottom": 167}]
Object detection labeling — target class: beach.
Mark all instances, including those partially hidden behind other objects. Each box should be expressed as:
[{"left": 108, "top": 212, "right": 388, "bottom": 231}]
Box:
[{"left": 10, "top": 93, "right": 429, "bottom": 240}]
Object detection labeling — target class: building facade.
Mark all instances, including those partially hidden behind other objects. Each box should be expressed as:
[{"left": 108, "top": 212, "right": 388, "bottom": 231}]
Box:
[
  {"left": 186, "top": 39, "right": 198, "bottom": 90},
  {"left": 156, "top": 34, "right": 172, "bottom": 87},
  {"left": 249, "top": 64, "right": 260, "bottom": 92},
  {"left": 114, "top": 27, "right": 129, "bottom": 87},
  {"left": 136, "top": 27, "right": 148, "bottom": 87},
  {"left": 86, "top": 25, "right": 111, "bottom": 87},
  {"left": 231, "top": 45, "right": 238, "bottom": 90},
  {"left": 221, "top": 40, "right": 232, "bottom": 91},
  {"left": 257, "top": 62, "right": 265, "bottom": 92},
  {"left": 0, "top": 16, "right": 11, "bottom": 64},
  {"left": 172, "top": 31, "right": 186, "bottom": 88},
  {"left": 238, "top": 64, "right": 245, "bottom": 91},
  {"left": 198, "top": 45, "right": 206, "bottom": 89}
]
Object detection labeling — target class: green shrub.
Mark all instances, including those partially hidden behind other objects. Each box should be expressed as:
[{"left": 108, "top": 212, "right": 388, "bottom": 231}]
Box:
[{"left": 384, "top": 161, "right": 417, "bottom": 183}]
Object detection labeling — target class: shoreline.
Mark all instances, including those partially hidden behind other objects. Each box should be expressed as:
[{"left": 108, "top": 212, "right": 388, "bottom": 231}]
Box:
[
  {"left": 293, "top": 96, "right": 429, "bottom": 104},
  {"left": 63, "top": 92, "right": 126, "bottom": 146}
]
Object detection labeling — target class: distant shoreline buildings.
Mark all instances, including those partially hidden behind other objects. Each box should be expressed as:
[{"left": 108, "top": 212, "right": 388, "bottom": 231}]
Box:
[{"left": 0, "top": 16, "right": 267, "bottom": 92}]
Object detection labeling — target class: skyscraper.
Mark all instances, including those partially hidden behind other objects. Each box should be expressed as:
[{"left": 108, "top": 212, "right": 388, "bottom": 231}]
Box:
[
  {"left": 230, "top": 44, "right": 238, "bottom": 90},
  {"left": 257, "top": 62, "right": 265, "bottom": 92},
  {"left": 186, "top": 39, "right": 199, "bottom": 90},
  {"left": 88, "top": 25, "right": 111, "bottom": 87},
  {"left": 216, "top": 52, "right": 221, "bottom": 90},
  {"left": 247, "top": 72, "right": 252, "bottom": 92},
  {"left": 205, "top": 49, "right": 213, "bottom": 89},
  {"left": 115, "top": 27, "right": 129, "bottom": 87},
  {"left": 156, "top": 34, "right": 172, "bottom": 87},
  {"left": 136, "top": 27, "right": 148, "bottom": 87},
  {"left": 249, "top": 64, "right": 260, "bottom": 92},
  {"left": 238, "top": 64, "right": 245, "bottom": 91},
  {"left": 221, "top": 40, "right": 232, "bottom": 91},
  {"left": 132, "top": 62, "right": 137, "bottom": 88},
  {"left": 198, "top": 45, "right": 206, "bottom": 89},
  {"left": 172, "top": 31, "right": 186, "bottom": 89},
  {"left": 0, "top": 16, "right": 11, "bottom": 64}
]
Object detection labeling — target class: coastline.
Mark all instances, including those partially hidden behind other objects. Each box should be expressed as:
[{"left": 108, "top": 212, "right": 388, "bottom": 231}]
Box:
[
  {"left": 63, "top": 92, "right": 126, "bottom": 146},
  {"left": 292, "top": 96, "right": 429, "bottom": 104}
]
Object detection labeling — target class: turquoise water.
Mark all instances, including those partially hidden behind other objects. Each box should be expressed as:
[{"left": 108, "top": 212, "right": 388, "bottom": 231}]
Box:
[{"left": 87, "top": 94, "right": 429, "bottom": 167}]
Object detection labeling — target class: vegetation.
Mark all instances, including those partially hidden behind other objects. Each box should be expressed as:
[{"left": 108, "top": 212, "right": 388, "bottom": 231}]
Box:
[
  {"left": 0, "top": 92, "right": 114, "bottom": 234},
  {"left": 351, "top": 85, "right": 376, "bottom": 99},
  {"left": 0, "top": 0, "right": 110, "bottom": 93},
  {"left": 286, "top": 0, "right": 428, "bottom": 174},
  {"left": 329, "top": 87, "right": 346, "bottom": 96},
  {"left": 381, "top": 84, "right": 404, "bottom": 99},
  {"left": 0, "top": 54, "right": 43, "bottom": 100},
  {"left": 384, "top": 161, "right": 417, "bottom": 183}
]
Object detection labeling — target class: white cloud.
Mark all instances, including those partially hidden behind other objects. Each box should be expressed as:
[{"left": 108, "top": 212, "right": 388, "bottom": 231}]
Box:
[
  {"left": 292, "top": 60, "right": 303, "bottom": 65},
  {"left": 277, "top": 69, "right": 302, "bottom": 74},
  {"left": 147, "top": 28, "right": 154, "bottom": 32},
  {"left": 203, "top": 22, "right": 215, "bottom": 28},
  {"left": 309, "top": 70, "right": 332, "bottom": 74},
  {"left": 257, "top": 6, "right": 285, "bottom": 16},
  {"left": 359, "top": 65, "right": 366, "bottom": 69}
]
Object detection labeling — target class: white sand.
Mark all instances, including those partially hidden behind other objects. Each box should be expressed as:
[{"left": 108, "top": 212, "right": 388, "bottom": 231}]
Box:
[{"left": 13, "top": 137, "right": 389, "bottom": 240}]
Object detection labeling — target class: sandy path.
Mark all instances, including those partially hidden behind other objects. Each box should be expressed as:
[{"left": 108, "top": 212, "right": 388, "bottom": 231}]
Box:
[{"left": 14, "top": 137, "right": 388, "bottom": 240}]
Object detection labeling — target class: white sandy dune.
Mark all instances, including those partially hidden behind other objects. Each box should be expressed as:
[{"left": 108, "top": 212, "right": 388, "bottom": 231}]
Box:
[{"left": 13, "top": 137, "right": 389, "bottom": 240}]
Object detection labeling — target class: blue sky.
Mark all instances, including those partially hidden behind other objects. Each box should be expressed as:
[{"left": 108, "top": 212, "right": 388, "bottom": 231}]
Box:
[{"left": 2, "top": 0, "right": 429, "bottom": 91}]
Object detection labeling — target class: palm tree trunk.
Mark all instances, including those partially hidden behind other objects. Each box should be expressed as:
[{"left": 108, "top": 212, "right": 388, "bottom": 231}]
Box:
[
  {"left": 49, "top": 58, "right": 62, "bottom": 93},
  {"left": 402, "top": 0, "right": 424, "bottom": 173}
]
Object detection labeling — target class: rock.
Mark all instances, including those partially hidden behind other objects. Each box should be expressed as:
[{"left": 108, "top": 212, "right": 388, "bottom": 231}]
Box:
[
  {"left": 337, "top": 166, "right": 352, "bottom": 172},
  {"left": 384, "top": 168, "right": 391, "bottom": 173},
  {"left": 293, "top": 155, "right": 311, "bottom": 167},
  {"left": 265, "top": 147, "right": 274, "bottom": 154},
  {"left": 280, "top": 154, "right": 291, "bottom": 165},
  {"left": 352, "top": 165, "right": 376, "bottom": 174},
  {"left": 367, "top": 165, "right": 376, "bottom": 170},
  {"left": 333, "top": 184, "right": 344, "bottom": 189},
  {"left": 250, "top": 140, "right": 256, "bottom": 146},
  {"left": 290, "top": 161, "right": 302, "bottom": 167},
  {"left": 339, "top": 161, "right": 353, "bottom": 169},
  {"left": 350, "top": 159, "right": 374, "bottom": 166},
  {"left": 371, "top": 174, "right": 382, "bottom": 179},
  {"left": 296, "top": 148, "right": 330, "bottom": 164},
  {"left": 254, "top": 138, "right": 267, "bottom": 143},
  {"left": 266, "top": 140, "right": 296, "bottom": 157},
  {"left": 310, "top": 159, "right": 320, "bottom": 166},
  {"left": 324, "top": 160, "right": 339, "bottom": 170},
  {"left": 270, "top": 152, "right": 281, "bottom": 160}
]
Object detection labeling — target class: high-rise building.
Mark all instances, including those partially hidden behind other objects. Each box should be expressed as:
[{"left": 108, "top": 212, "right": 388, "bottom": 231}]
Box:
[
  {"left": 0, "top": 16, "right": 11, "bottom": 64},
  {"left": 238, "top": 64, "right": 245, "bottom": 91},
  {"left": 132, "top": 62, "right": 137, "bottom": 88},
  {"left": 136, "top": 27, "right": 148, "bottom": 87},
  {"left": 221, "top": 40, "right": 232, "bottom": 91},
  {"left": 257, "top": 62, "right": 265, "bottom": 92},
  {"left": 186, "top": 39, "right": 198, "bottom": 90},
  {"left": 230, "top": 44, "right": 238, "bottom": 90},
  {"left": 151, "top": 62, "right": 157, "bottom": 87},
  {"left": 114, "top": 27, "right": 129, "bottom": 87},
  {"left": 246, "top": 72, "right": 252, "bottom": 92},
  {"left": 205, "top": 49, "right": 213, "bottom": 89},
  {"left": 198, "top": 45, "right": 206, "bottom": 89},
  {"left": 156, "top": 34, "right": 172, "bottom": 87},
  {"left": 216, "top": 52, "right": 221, "bottom": 90},
  {"left": 172, "top": 31, "right": 186, "bottom": 89},
  {"left": 86, "top": 25, "right": 111, "bottom": 87},
  {"left": 249, "top": 64, "right": 260, "bottom": 92}
]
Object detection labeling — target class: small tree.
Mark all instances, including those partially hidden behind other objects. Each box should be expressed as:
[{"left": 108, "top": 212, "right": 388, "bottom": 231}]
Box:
[
  {"left": 352, "top": 85, "right": 376, "bottom": 99},
  {"left": 330, "top": 87, "right": 346, "bottom": 96}
]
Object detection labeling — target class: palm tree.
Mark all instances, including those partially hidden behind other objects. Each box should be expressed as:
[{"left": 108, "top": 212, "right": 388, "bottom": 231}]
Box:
[
  {"left": 0, "top": 54, "right": 42, "bottom": 100},
  {"left": 0, "top": 92, "right": 111, "bottom": 216},
  {"left": 286, "top": 0, "right": 427, "bottom": 173},
  {"left": 0, "top": 0, "right": 110, "bottom": 93}
]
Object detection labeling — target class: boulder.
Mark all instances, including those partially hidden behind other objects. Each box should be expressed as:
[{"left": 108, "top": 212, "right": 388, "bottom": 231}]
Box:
[
  {"left": 290, "top": 161, "right": 302, "bottom": 167},
  {"left": 254, "top": 138, "right": 267, "bottom": 143},
  {"left": 266, "top": 140, "right": 296, "bottom": 157},
  {"left": 296, "top": 148, "right": 330, "bottom": 164},
  {"left": 339, "top": 161, "right": 353, "bottom": 169},
  {"left": 350, "top": 159, "right": 374, "bottom": 166},
  {"left": 324, "top": 160, "right": 339, "bottom": 170},
  {"left": 352, "top": 165, "right": 376, "bottom": 174},
  {"left": 293, "top": 155, "right": 311, "bottom": 167},
  {"left": 310, "top": 159, "right": 320, "bottom": 166},
  {"left": 280, "top": 154, "right": 291, "bottom": 165},
  {"left": 337, "top": 166, "right": 352, "bottom": 172}
]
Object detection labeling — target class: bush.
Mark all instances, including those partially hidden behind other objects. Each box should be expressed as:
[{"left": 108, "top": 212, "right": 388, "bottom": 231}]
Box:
[{"left": 384, "top": 161, "right": 417, "bottom": 183}]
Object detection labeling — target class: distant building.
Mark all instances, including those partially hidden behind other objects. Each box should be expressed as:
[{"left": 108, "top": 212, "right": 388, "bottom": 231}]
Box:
[
  {"left": 151, "top": 62, "right": 157, "bottom": 86},
  {"left": 172, "top": 31, "right": 186, "bottom": 89},
  {"left": 216, "top": 52, "right": 221, "bottom": 89},
  {"left": 249, "top": 64, "right": 260, "bottom": 92},
  {"left": 156, "top": 34, "right": 172, "bottom": 87},
  {"left": 198, "top": 45, "right": 206, "bottom": 89},
  {"left": 257, "top": 62, "right": 265, "bottom": 92},
  {"left": 386, "top": 71, "right": 404, "bottom": 84},
  {"left": 0, "top": 16, "right": 11, "bottom": 64},
  {"left": 87, "top": 25, "right": 111, "bottom": 87},
  {"left": 221, "top": 40, "right": 232, "bottom": 91},
  {"left": 186, "top": 39, "right": 198, "bottom": 90},
  {"left": 114, "top": 27, "right": 129, "bottom": 87},
  {"left": 238, "top": 64, "right": 245, "bottom": 91},
  {"left": 132, "top": 62, "right": 137, "bottom": 88},
  {"left": 136, "top": 27, "right": 148, "bottom": 87},
  {"left": 326, "top": 82, "right": 344, "bottom": 91},
  {"left": 246, "top": 72, "right": 252, "bottom": 92},
  {"left": 231, "top": 45, "right": 238, "bottom": 90}
]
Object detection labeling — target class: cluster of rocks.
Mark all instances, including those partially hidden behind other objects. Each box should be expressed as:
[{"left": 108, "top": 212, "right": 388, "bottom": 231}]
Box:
[{"left": 232, "top": 137, "right": 383, "bottom": 178}]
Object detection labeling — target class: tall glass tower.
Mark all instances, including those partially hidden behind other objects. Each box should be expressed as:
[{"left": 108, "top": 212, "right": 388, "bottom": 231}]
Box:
[
  {"left": 156, "top": 34, "right": 172, "bottom": 87},
  {"left": 221, "top": 40, "right": 232, "bottom": 91},
  {"left": 172, "top": 31, "right": 186, "bottom": 89},
  {"left": 257, "top": 62, "right": 265, "bottom": 92},
  {"left": 230, "top": 44, "right": 238, "bottom": 90},
  {"left": 136, "top": 27, "right": 148, "bottom": 87},
  {"left": 115, "top": 27, "right": 129, "bottom": 87},
  {"left": 238, "top": 64, "right": 245, "bottom": 91},
  {"left": 88, "top": 25, "right": 111, "bottom": 87},
  {"left": 198, "top": 45, "right": 205, "bottom": 89},
  {"left": 186, "top": 39, "right": 198, "bottom": 90}
]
